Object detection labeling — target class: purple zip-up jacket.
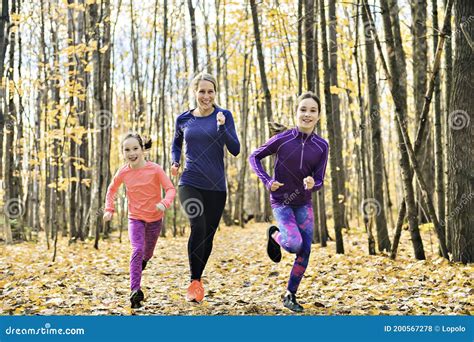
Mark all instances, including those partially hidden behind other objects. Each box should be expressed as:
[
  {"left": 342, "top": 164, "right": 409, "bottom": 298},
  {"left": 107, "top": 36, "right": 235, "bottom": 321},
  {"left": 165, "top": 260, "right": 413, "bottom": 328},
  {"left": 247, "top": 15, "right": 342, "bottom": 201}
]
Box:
[
  {"left": 171, "top": 106, "right": 240, "bottom": 191},
  {"left": 249, "top": 127, "right": 329, "bottom": 208}
]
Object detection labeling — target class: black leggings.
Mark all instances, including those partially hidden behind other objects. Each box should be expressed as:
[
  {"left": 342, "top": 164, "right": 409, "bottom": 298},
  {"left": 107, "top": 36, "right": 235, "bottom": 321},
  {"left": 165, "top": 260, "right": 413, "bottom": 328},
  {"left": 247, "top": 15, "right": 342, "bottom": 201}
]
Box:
[{"left": 178, "top": 185, "right": 227, "bottom": 280}]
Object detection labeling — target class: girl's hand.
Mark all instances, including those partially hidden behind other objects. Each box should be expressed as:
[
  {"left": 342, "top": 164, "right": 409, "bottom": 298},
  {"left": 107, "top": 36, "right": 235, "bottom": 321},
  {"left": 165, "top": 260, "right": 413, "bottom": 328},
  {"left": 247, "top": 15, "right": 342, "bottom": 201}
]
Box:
[
  {"left": 217, "top": 111, "right": 226, "bottom": 126},
  {"left": 156, "top": 203, "right": 166, "bottom": 212},
  {"left": 303, "top": 176, "right": 315, "bottom": 190},
  {"left": 103, "top": 211, "right": 113, "bottom": 222},
  {"left": 270, "top": 181, "right": 284, "bottom": 191},
  {"left": 170, "top": 163, "right": 180, "bottom": 177}
]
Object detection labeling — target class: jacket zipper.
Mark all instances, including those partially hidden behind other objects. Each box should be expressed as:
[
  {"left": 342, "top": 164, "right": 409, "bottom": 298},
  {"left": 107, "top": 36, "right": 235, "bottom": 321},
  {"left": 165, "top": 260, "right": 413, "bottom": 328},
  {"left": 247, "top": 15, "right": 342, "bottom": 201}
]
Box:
[{"left": 300, "top": 134, "right": 309, "bottom": 169}]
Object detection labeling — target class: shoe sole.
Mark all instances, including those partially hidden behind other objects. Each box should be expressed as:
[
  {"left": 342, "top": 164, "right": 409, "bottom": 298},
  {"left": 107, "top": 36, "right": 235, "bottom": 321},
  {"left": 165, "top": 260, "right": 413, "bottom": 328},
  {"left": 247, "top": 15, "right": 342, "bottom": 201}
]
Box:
[
  {"left": 267, "top": 226, "right": 282, "bottom": 263},
  {"left": 283, "top": 304, "right": 304, "bottom": 313}
]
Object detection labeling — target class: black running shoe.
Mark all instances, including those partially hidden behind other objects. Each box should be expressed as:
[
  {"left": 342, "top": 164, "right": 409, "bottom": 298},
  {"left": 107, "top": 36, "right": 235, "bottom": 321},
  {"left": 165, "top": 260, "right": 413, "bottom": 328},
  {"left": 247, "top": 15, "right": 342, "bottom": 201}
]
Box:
[
  {"left": 283, "top": 292, "right": 304, "bottom": 312},
  {"left": 267, "top": 226, "right": 281, "bottom": 263},
  {"left": 130, "top": 289, "right": 144, "bottom": 309},
  {"left": 142, "top": 260, "right": 148, "bottom": 271}
]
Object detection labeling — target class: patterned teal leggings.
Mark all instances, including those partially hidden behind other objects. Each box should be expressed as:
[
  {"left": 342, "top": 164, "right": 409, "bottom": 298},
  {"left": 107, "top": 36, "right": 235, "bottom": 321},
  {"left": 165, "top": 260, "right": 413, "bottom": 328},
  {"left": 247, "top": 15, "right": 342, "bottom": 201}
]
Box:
[{"left": 272, "top": 204, "right": 314, "bottom": 294}]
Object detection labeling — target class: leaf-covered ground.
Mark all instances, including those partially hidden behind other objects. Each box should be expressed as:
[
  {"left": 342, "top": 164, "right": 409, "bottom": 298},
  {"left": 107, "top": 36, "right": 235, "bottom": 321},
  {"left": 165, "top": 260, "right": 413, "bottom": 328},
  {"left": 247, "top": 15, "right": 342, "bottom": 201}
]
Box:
[{"left": 1, "top": 222, "right": 472, "bottom": 315}]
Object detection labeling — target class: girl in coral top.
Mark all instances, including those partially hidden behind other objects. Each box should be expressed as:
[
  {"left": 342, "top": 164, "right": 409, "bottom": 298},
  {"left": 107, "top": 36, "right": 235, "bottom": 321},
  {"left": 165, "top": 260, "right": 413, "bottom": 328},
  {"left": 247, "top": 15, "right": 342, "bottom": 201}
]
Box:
[{"left": 103, "top": 133, "right": 176, "bottom": 308}]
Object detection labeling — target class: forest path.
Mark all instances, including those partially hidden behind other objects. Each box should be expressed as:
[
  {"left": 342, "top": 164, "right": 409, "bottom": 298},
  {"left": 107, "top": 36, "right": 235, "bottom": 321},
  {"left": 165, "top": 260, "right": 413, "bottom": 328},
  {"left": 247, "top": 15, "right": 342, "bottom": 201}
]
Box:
[{"left": 1, "top": 222, "right": 472, "bottom": 315}]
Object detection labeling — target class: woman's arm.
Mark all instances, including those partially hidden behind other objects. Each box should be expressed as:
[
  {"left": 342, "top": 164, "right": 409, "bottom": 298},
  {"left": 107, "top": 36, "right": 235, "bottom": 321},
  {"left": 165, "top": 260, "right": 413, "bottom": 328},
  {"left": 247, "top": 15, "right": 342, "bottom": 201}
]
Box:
[
  {"left": 218, "top": 111, "right": 240, "bottom": 156},
  {"left": 171, "top": 117, "right": 184, "bottom": 165},
  {"left": 248, "top": 134, "right": 281, "bottom": 190}
]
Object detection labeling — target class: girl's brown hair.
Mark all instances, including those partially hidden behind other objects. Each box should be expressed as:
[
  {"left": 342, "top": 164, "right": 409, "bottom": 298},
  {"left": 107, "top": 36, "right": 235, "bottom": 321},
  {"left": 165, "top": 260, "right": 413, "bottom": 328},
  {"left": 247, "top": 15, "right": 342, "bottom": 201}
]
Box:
[
  {"left": 121, "top": 132, "right": 152, "bottom": 150},
  {"left": 269, "top": 91, "right": 321, "bottom": 136}
]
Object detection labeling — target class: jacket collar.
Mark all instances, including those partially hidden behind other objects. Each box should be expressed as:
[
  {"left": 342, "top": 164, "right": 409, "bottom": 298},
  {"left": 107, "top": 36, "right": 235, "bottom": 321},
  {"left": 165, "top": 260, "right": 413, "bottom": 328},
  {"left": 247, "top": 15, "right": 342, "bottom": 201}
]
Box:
[{"left": 291, "top": 127, "right": 313, "bottom": 139}]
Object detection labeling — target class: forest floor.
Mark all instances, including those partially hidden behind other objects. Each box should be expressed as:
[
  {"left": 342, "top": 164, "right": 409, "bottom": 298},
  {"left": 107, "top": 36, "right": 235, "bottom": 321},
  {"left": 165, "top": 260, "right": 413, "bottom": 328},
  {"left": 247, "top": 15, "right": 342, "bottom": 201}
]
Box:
[{"left": 1, "top": 222, "right": 473, "bottom": 316}]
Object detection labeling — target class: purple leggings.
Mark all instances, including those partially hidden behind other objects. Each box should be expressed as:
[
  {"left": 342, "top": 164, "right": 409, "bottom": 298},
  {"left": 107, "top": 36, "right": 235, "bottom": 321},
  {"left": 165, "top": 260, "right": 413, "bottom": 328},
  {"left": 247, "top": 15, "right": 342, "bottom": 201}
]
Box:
[
  {"left": 272, "top": 204, "right": 314, "bottom": 294},
  {"left": 128, "top": 218, "right": 162, "bottom": 291}
]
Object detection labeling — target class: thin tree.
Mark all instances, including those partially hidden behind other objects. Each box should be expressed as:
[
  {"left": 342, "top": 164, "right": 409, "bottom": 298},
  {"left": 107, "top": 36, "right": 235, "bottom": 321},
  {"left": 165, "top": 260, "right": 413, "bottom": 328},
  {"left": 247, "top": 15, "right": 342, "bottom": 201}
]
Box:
[
  {"left": 361, "top": 5, "right": 391, "bottom": 252},
  {"left": 328, "top": 0, "right": 348, "bottom": 232},
  {"left": 250, "top": 0, "right": 273, "bottom": 221},
  {"left": 320, "top": 0, "right": 344, "bottom": 253},
  {"left": 411, "top": 0, "right": 434, "bottom": 224},
  {"left": 187, "top": 0, "right": 198, "bottom": 73},
  {"left": 432, "top": 0, "right": 445, "bottom": 234}
]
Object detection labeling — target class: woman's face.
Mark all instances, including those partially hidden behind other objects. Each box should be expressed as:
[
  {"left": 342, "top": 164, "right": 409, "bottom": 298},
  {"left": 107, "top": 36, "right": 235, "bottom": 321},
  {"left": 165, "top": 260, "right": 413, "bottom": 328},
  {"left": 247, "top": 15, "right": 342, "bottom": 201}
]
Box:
[
  {"left": 122, "top": 137, "right": 144, "bottom": 167},
  {"left": 195, "top": 80, "right": 216, "bottom": 113},
  {"left": 296, "top": 98, "right": 320, "bottom": 132}
]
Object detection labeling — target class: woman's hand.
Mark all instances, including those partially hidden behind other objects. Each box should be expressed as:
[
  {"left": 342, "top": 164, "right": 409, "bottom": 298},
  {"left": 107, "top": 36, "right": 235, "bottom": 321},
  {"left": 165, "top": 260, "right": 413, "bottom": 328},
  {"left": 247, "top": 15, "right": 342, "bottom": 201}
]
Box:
[
  {"left": 217, "top": 111, "right": 226, "bottom": 126},
  {"left": 170, "top": 163, "right": 180, "bottom": 177},
  {"left": 303, "top": 176, "right": 315, "bottom": 190},
  {"left": 103, "top": 211, "right": 113, "bottom": 222},
  {"left": 156, "top": 203, "right": 166, "bottom": 212},
  {"left": 270, "top": 181, "right": 284, "bottom": 191}
]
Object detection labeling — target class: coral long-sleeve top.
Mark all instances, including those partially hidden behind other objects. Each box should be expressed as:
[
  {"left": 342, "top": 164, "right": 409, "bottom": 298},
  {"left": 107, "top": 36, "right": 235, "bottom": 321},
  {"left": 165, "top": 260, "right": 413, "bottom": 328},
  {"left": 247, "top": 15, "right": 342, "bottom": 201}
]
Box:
[{"left": 105, "top": 161, "right": 176, "bottom": 222}]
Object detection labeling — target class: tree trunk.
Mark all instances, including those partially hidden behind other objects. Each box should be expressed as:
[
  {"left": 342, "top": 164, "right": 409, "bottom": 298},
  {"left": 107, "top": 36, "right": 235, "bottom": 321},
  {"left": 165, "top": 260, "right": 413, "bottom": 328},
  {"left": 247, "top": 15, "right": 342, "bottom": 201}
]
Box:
[
  {"left": 297, "top": 0, "right": 303, "bottom": 94},
  {"left": 233, "top": 9, "right": 251, "bottom": 227},
  {"left": 328, "top": 0, "right": 348, "bottom": 232},
  {"left": 361, "top": 6, "right": 391, "bottom": 252},
  {"left": 447, "top": 0, "right": 474, "bottom": 263},
  {"left": 411, "top": 0, "right": 434, "bottom": 224},
  {"left": 313, "top": 0, "right": 328, "bottom": 246},
  {"left": 320, "top": 0, "right": 344, "bottom": 253},
  {"left": 187, "top": 0, "right": 198, "bottom": 73},
  {"left": 443, "top": 0, "right": 453, "bottom": 253},
  {"left": 90, "top": 0, "right": 112, "bottom": 249},
  {"left": 250, "top": 0, "right": 273, "bottom": 222},
  {"left": 250, "top": 0, "right": 273, "bottom": 124},
  {"left": 304, "top": 0, "right": 315, "bottom": 93},
  {"left": 0, "top": 0, "right": 9, "bottom": 177},
  {"left": 67, "top": 0, "right": 78, "bottom": 241},
  {"left": 354, "top": 0, "right": 375, "bottom": 254},
  {"left": 432, "top": 0, "right": 445, "bottom": 236}
]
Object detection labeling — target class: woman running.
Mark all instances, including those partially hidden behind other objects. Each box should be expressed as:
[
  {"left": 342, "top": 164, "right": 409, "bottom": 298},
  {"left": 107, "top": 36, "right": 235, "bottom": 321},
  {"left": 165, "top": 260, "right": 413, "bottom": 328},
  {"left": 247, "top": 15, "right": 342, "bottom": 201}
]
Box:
[{"left": 171, "top": 72, "right": 240, "bottom": 302}]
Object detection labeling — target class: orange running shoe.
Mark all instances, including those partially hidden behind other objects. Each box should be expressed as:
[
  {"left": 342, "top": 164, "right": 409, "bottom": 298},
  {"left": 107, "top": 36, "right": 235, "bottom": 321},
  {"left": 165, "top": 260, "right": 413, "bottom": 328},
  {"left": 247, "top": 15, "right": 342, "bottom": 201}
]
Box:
[{"left": 186, "top": 280, "right": 204, "bottom": 302}]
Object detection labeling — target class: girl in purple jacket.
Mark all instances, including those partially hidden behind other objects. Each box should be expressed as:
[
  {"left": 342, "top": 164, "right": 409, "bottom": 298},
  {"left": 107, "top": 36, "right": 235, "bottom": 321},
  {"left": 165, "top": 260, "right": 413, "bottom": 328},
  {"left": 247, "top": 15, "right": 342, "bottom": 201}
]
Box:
[{"left": 249, "top": 92, "right": 328, "bottom": 312}]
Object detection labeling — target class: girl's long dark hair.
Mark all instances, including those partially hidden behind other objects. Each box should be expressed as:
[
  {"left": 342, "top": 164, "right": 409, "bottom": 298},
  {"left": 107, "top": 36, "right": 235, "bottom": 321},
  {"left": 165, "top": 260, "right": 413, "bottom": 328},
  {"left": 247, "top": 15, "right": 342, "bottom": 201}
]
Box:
[
  {"left": 121, "top": 132, "right": 152, "bottom": 150},
  {"left": 268, "top": 91, "right": 321, "bottom": 137}
]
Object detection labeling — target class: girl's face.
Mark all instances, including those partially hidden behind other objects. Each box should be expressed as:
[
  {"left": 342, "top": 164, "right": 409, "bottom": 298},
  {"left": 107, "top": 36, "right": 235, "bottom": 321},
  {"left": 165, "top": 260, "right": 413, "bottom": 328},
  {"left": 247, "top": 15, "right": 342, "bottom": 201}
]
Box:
[
  {"left": 296, "top": 98, "right": 320, "bottom": 133},
  {"left": 122, "top": 138, "right": 144, "bottom": 167},
  {"left": 195, "top": 80, "right": 216, "bottom": 113}
]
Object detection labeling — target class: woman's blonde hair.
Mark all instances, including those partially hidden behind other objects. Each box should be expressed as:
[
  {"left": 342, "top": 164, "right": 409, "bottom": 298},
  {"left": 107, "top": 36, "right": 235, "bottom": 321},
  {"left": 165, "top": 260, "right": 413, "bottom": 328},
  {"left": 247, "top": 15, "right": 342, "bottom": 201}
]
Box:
[{"left": 190, "top": 72, "right": 218, "bottom": 92}]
